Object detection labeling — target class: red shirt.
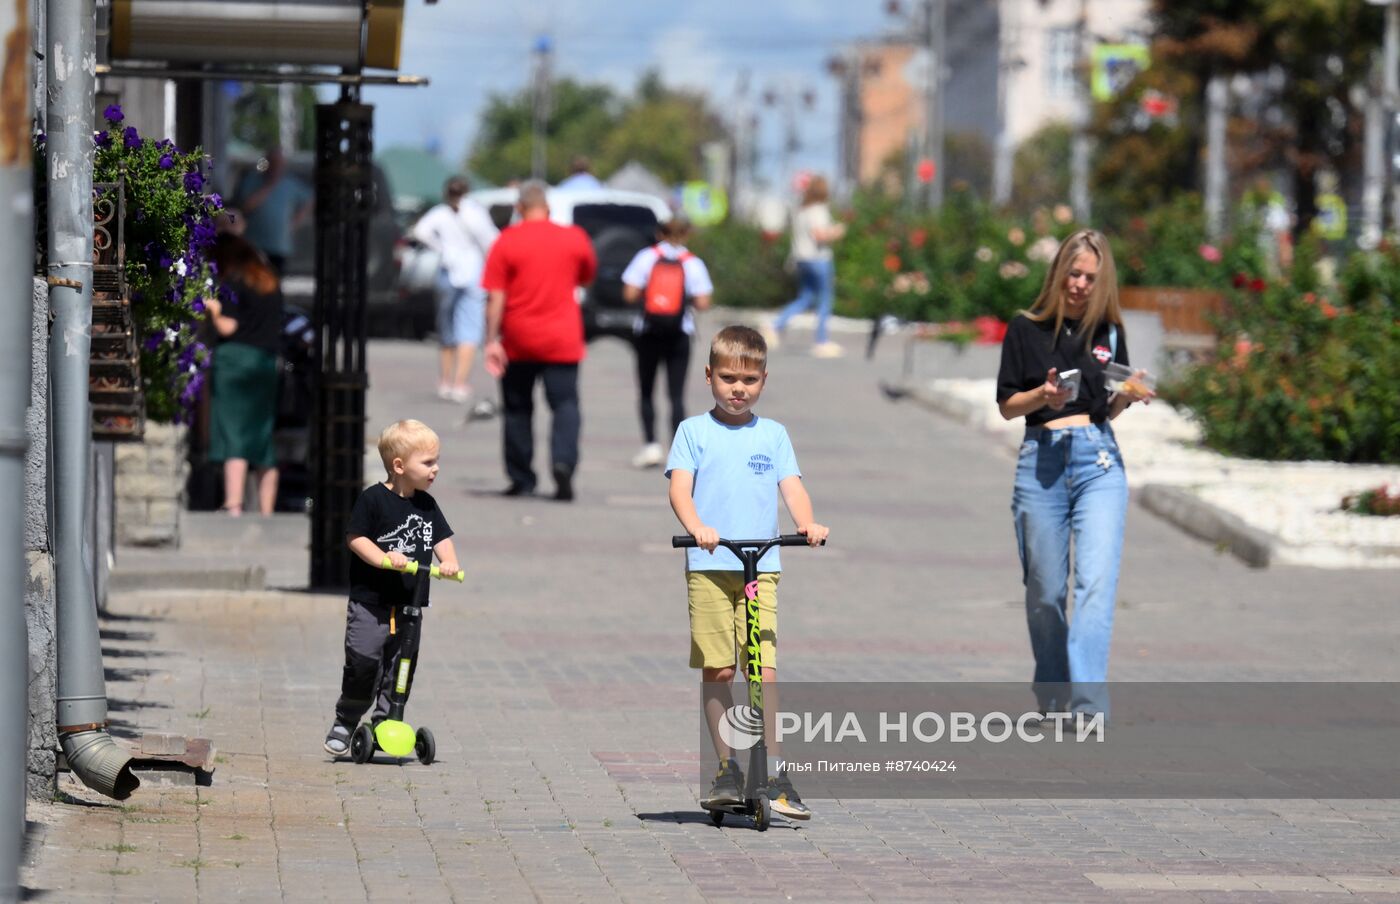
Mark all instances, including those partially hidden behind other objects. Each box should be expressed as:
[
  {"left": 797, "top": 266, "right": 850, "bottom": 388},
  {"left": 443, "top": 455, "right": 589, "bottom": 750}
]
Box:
[{"left": 481, "top": 219, "right": 597, "bottom": 364}]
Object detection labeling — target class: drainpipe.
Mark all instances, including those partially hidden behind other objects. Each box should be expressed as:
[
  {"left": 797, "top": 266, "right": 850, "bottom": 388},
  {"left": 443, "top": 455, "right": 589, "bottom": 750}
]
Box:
[
  {"left": 45, "top": 0, "right": 137, "bottom": 800},
  {"left": 0, "top": 0, "right": 33, "bottom": 894}
]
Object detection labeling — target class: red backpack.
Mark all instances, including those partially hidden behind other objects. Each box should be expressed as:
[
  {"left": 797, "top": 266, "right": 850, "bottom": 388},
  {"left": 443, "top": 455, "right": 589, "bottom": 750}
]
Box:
[{"left": 642, "top": 246, "right": 693, "bottom": 334}]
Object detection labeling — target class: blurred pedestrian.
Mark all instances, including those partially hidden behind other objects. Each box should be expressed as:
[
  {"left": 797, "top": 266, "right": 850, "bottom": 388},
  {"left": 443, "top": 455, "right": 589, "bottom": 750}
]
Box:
[
  {"left": 411, "top": 175, "right": 499, "bottom": 409},
  {"left": 621, "top": 214, "right": 712, "bottom": 468},
  {"left": 994, "top": 229, "right": 1154, "bottom": 719},
  {"left": 204, "top": 234, "right": 285, "bottom": 516},
  {"left": 558, "top": 155, "right": 603, "bottom": 190},
  {"left": 482, "top": 181, "right": 598, "bottom": 500},
  {"left": 767, "top": 174, "right": 846, "bottom": 357},
  {"left": 233, "top": 146, "right": 313, "bottom": 275}
]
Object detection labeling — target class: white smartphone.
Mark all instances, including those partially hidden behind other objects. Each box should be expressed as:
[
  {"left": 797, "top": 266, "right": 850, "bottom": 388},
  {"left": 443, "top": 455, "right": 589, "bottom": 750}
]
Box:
[{"left": 1055, "top": 368, "right": 1082, "bottom": 401}]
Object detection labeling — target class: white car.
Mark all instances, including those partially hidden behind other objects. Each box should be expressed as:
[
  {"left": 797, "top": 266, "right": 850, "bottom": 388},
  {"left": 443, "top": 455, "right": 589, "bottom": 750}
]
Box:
[{"left": 468, "top": 186, "right": 672, "bottom": 342}]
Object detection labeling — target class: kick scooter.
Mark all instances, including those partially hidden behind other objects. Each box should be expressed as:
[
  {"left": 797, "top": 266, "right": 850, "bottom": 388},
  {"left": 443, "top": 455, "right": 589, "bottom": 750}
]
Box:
[
  {"left": 672, "top": 533, "right": 823, "bottom": 831},
  {"left": 348, "top": 557, "right": 464, "bottom": 766}
]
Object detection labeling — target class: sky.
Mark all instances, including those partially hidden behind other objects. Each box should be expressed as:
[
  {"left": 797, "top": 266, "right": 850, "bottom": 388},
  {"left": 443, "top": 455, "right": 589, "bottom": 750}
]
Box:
[{"left": 359, "top": 0, "right": 897, "bottom": 189}]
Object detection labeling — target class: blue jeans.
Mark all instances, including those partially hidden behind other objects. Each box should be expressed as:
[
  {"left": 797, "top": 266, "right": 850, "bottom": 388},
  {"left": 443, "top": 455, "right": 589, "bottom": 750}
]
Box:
[
  {"left": 774, "top": 259, "right": 835, "bottom": 343},
  {"left": 436, "top": 272, "right": 486, "bottom": 347},
  {"left": 1011, "top": 422, "right": 1127, "bottom": 716}
]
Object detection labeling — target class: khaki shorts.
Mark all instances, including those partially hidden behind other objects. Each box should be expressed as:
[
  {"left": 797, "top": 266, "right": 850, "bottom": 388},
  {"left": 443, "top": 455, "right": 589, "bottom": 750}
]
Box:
[{"left": 688, "top": 571, "right": 780, "bottom": 670}]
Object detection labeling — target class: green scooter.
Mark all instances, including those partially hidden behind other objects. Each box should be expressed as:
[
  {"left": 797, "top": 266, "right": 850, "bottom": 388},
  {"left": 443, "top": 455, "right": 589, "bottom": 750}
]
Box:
[{"left": 349, "top": 557, "right": 464, "bottom": 765}]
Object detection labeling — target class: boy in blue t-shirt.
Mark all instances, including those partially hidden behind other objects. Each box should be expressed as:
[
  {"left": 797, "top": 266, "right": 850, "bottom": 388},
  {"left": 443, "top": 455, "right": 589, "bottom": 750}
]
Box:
[{"left": 665, "top": 324, "right": 830, "bottom": 820}]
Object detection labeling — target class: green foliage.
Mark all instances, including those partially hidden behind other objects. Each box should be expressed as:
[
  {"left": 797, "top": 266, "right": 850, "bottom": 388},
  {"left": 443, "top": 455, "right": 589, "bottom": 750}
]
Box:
[
  {"left": 1341, "top": 484, "right": 1400, "bottom": 516},
  {"left": 1112, "top": 194, "right": 1264, "bottom": 288},
  {"left": 686, "top": 220, "right": 792, "bottom": 310},
  {"left": 91, "top": 106, "right": 221, "bottom": 423},
  {"left": 467, "top": 71, "right": 726, "bottom": 186},
  {"left": 229, "top": 84, "right": 319, "bottom": 151},
  {"left": 1011, "top": 124, "right": 1071, "bottom": 213},
  {"left": 834, "top": 187, "right": 1082, "bottom": 324},
  {"left": 1171, "top": 256, "right": 1400, "bottom": 463}
]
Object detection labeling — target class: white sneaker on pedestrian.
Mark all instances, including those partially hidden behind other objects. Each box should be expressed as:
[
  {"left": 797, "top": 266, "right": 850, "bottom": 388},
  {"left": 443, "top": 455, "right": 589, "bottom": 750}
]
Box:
[
  {"left": 449, "top": 386, "right": 471, "bottom": 404},
  {"left": 810, "top": 341, "right": 846, "bottom": 358},
  {"left": 436, "top": 384, "right": 454, "bottom": 401},
  {"left": 760, "top": 322, "right": 781, "bottom": 350},
  {"left": 632, "top": 442, "right": 665, "bottom": 469}
]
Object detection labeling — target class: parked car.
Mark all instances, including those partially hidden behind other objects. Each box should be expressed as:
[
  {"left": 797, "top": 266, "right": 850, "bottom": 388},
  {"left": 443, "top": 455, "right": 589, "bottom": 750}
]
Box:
[
  {"left": 467, "top": 186, "right": 672, "bottom": 342},
  {"left": 226, "top": 153, "right": 412, "bottom": 338}
]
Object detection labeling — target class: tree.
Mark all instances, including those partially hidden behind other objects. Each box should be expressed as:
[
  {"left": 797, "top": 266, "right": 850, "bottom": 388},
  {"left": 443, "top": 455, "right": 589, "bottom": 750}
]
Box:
[
  {"left": 1148, "top": 1, "right": 1384, "bottom": 234},
  {"left": 467, "top": 71, "right": 729, "bottom": 186},
  {"left": 230, "top": 84, "right": 318, "bottom": 152},
  {"left": 1012, "top": 123, "right": 1072, "bottom": 212}
]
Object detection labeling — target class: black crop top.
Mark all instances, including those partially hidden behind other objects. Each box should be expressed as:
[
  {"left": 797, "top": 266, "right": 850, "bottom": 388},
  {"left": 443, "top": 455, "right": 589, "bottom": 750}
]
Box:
[{"left": 995, "top": 314, "right": 1129, "bottom": 426}]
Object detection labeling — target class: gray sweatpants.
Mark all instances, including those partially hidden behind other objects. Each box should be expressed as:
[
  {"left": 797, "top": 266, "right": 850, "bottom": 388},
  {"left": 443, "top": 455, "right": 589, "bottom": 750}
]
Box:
[{"left": 334, "top": 599, "right": 418, "bottom": 727}]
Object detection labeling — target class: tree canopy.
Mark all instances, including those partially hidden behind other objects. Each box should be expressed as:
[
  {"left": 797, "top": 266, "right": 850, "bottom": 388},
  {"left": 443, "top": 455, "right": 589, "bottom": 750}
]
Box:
[{"left": 466, "top": 71, "right": 729, "bottom": 186}]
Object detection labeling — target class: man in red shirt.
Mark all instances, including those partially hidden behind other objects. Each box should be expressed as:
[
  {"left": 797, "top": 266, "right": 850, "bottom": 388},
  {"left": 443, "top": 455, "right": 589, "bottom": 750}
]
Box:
[{"left": 482, "top": 181, "right": 598, "bottom": 500}]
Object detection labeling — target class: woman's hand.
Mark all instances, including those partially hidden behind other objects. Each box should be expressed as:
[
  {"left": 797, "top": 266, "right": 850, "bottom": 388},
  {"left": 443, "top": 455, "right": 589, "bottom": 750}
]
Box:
[
  {"left": 203, "top": 298, "right": 222, "bottom": 319},
  {"left": 1040, "top": 367, "right": 1073, "bottom": 411},
  {"left": 1119, "top": 369, "right": 1156, "bottom": 404}
]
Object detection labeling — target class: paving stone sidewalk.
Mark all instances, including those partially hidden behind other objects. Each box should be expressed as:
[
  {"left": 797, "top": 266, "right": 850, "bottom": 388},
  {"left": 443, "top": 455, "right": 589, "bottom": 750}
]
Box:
[{"left": 22, "top": 322, "right": 1400, "bottom": 902}]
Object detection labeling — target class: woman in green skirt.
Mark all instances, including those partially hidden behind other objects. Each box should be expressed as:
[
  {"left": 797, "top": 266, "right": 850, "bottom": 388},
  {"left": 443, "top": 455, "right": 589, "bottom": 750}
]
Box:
[{"left": 205, "top": 235, "right": 284, "bottom": 516}]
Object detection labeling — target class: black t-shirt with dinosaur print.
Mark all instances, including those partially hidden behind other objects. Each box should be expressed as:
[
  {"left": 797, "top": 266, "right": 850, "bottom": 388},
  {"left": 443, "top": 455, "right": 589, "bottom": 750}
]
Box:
[{"left": 346, "top": 483, "right": 454, "bottom": 606}]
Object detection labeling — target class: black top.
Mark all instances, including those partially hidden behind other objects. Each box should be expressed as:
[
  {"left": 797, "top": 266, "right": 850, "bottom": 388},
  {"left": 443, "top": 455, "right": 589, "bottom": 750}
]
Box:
[
  {"left": 222, "top": 281, "right": 284, "bottom": 355},
  {"left": 346, "top": 483, "right": 454, "bottom": 607},
  {"left": 995, "top": 313, "right": 1129, "bottom": 426}
]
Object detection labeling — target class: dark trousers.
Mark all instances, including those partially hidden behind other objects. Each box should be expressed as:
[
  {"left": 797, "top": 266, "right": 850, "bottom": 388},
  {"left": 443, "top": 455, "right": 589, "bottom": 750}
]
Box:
[
  {"left": 334, "top": 599, "right": 416, "bottom": 726},
  {"left": 501, "top": 361, "right": 580, "bottom": 490},
  {"left": 635, "top": 331, "right": 691, "bottom": 444}
]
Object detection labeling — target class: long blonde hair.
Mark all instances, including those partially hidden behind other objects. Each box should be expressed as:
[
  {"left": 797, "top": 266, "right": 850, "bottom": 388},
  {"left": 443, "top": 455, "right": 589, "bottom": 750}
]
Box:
[{"left": 1024, "top": 229, "right": 1121, "bottom": 350}]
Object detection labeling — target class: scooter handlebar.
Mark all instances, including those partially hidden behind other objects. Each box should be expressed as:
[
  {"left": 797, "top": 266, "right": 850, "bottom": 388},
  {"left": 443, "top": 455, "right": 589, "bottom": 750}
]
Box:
[
  {"left": 671, "top": 534, "right": 825, "bottom": 549},
  {"left": 378, "top": 557, "right": 466, "bottom": 582}
]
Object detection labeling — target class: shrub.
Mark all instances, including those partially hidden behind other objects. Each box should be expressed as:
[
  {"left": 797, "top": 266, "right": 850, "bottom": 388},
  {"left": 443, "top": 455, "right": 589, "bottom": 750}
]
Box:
[
  {"left": 1341, "top": 484, "right": 1400, "bottom": 516},
  {"left": 686, "top": 219, "right": 792, "bottom": 310},
  {"left": 1171, "top": 266, "right": 1400, "bottom": 463}
]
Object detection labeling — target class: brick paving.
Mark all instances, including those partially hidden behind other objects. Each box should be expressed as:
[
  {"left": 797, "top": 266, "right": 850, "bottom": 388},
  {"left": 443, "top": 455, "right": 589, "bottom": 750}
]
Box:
[{"left": 22, "top": 324, "right": 1400, "bottom": 902}]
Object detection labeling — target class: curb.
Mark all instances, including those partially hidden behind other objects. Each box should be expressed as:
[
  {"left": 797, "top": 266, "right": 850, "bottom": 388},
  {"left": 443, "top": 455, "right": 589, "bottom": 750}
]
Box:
[
  {"left": 1137, "top": 484, "right": 1274, "bottom": 568},
  {"left": 109, "top": 564, "right": 266, "bottom": 592}
]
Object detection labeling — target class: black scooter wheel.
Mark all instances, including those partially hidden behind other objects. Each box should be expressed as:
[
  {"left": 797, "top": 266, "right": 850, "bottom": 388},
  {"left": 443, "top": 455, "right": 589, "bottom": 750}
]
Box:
[
  {"left": 350, "top": 724, "right": 374, "bottom": 764},
  {"left": 754, "top": 793, "right": 771, "bottom": 832},
  {"left": 415, "top": 727, "right": 436, "bottom": 765},
  {"left": 709, "top": 809, "right": 725, "bottom": 827}
]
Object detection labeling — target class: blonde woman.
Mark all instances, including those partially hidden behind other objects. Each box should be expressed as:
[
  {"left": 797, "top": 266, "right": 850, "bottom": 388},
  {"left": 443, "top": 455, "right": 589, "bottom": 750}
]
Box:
[
  {"left": 994, "top": 230, "right": 1154, "bottom": 719},
  {"left": 769, "top": 175, "right": 846, "bottom": 357}
]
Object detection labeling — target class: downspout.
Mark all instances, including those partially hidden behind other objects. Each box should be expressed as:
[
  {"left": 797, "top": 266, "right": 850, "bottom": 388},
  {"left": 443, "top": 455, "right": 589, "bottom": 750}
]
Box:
[
  {"left": 45, "top": 0, "right": 137, "bottom": 800},
  {"left": 0, "top": 0, "right": 33, "bottom": 895}
]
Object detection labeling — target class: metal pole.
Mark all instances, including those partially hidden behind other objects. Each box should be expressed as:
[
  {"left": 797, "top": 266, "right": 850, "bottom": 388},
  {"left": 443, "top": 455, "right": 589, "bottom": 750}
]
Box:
[
  {"left": 0, "top": 0, "right": 32, "bottom": 893},
  {"left": 530, "top": 35, "right": 551, "bottom": 181},
  {"left": 993, "top": 14, "right": 1015, "bottom": 207},
  {"left": 1386, "top": 2, "right": 1400, "bottom": 235},
  {"left": 1204, "top": 76, "right": 1229, "bottom": 240},
  {"left": 1362, "top": 57, "right": 1385, "bottom": 248},
  {"left": 925, "top": 0, "right": 946, "bottom": 209},
  {"left": 45, "top": 0, "right": 137, "bottom": 801},
  {"left": 1070, "top": 0, "right": 1092, "bottom": 222}
]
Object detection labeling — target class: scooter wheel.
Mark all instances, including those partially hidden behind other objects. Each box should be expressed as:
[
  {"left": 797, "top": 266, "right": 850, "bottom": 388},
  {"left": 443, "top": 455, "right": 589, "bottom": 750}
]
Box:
[
  {"left": 754, "top": 793, "right": 771, "bottom": 832},
  {"left": 415, "top": 727, "right": 436, "bottom": 765},
  {"left": 350, "top": 724, "right": 374, "bottom": 764},
  {"left": 709, "top": 809, "right": 725, "bottom": 827}
]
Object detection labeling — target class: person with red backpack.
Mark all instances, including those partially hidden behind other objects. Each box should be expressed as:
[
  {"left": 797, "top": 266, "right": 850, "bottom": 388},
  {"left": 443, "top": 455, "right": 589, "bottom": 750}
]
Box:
[{"left": 621, "top": 215, "right": 713, "bottom": 468}]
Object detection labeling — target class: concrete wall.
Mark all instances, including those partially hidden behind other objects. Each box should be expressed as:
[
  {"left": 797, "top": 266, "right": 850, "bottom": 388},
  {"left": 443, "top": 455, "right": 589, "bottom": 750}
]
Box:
[
  {"left": 115, "top": 424, "right": 188, "bottom": 547},
  {"left": 25, "top": 278, "right": 56, "bottom": 800}
]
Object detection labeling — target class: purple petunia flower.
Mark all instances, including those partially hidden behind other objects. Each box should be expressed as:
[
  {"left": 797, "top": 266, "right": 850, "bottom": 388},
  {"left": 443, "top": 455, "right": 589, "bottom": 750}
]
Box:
[
  {"left": 103, "top": 104, "right": 123, "bottom": 124},
  {"left": 142, "top": 334, "right": 162, "bottom": 352},
  {"left": 158, "top": 153, "right": 174, "bottom": 170},
  {"left": 183, "top": 170, "right": 204, "bottom": 193},
  {"left": 207, "top": 192, "right": 223, "bottom": 210},
  {"left": 122, "top": 126, "right": 140, "bottom": 149},
  {"left": 94, "top": 130, "right": 112, "bottom": 149}
]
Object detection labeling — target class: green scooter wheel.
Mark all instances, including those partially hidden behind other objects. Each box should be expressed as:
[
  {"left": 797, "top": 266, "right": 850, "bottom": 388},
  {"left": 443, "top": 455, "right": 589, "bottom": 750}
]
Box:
[
  {"left": 753, "top": 793, "right": 771, "bottom": 832},
  {"left": 415, "top": 727, "right": 435, "bottom": 765},
  {"left": 351, "top": 724, "right": 375, "bottom": 764}
]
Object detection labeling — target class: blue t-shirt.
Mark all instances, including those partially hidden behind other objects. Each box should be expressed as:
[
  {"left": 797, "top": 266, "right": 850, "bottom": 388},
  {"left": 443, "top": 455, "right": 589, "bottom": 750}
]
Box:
[{"left": 665, "top": 412, "right": 801, "bottom": 572}]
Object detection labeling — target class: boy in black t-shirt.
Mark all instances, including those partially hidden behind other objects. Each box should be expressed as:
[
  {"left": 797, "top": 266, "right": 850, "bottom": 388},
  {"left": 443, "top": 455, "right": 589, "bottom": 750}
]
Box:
[{"left": 324, "top": 419, "right": 460, "bottom": 757}]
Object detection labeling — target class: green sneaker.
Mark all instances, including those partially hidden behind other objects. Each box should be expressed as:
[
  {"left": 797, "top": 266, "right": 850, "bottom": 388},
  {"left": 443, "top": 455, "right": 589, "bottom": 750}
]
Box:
[
  {"left": 768, "top": 770, "right": 811, "bottom": 820},
  {"left": 701, "top": 758, "right": 744, "bottom": 809}
]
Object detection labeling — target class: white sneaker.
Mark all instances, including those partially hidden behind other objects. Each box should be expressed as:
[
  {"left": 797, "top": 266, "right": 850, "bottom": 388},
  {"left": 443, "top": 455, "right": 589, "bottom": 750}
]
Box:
[
  {"left": 759, "top": 323, "right": 781, "bottom": 350},
  {"left": 449, "top": 386, "right": 471, "bottom": 403},
  {"left": 810, "top": 341, "right": 846, "bottom": 358},
  {"left": 632, "top": 443, "right": 665, "bottom": 469},
  {"left": 436, "top": 384, "right": 454, "bottom": 401}
]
